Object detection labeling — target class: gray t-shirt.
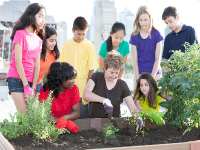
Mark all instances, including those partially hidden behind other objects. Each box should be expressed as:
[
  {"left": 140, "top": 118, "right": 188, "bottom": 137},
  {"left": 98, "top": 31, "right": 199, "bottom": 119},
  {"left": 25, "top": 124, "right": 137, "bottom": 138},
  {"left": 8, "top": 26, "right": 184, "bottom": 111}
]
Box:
[{"left": 90, "top": 72, "right": 131, "bottom": 118}]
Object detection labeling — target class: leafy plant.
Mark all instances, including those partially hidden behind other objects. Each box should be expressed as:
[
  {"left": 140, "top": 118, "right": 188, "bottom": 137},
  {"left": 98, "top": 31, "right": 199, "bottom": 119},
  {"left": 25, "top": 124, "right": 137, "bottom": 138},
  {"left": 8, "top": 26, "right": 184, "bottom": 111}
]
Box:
[
  {"left": 123, "top": 110, "right": 165, "bottom": 135},
  {"left": 102, "top": 122, "right": 119, "bottom": 139},
  {"left": 0, "top": 91, "right": 66, "bottom": 141},
  {"left": 158, "top": 42, "right": 200, "bottom": 134}
]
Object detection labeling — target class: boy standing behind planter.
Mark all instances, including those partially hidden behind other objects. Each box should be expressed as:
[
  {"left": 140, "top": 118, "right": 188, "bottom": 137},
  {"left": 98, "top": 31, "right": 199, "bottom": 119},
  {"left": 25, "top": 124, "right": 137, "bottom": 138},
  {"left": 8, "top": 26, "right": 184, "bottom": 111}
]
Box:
[
  {"left": 60, "top": 16, "right": 99, "bottom": 119},
  {"left": 162, "top": 6, "right": 198, "bottom": 63}
]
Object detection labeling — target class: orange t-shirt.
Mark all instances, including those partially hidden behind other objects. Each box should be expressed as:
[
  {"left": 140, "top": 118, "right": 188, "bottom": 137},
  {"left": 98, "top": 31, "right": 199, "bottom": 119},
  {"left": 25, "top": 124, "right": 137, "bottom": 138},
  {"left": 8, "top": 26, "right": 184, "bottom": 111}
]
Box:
[{"left": 37, "top": 51, "right": 56, "bottom": 84}]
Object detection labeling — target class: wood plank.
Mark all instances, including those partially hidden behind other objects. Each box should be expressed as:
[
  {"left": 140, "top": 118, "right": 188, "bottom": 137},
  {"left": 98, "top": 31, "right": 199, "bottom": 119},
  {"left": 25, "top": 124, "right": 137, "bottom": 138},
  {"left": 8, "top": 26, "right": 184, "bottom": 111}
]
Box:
[
  {"left": 88, "top": 142, "right": 191, "bottom": 150},
  {"left": 190, "top": 140, "right": 200, "bottom": 150},
  {"left": 74, "top": 118, "right": 91, "bottom": 131},
  {"left": 0, "top": 132, "right": 15, "bottom": 150}
]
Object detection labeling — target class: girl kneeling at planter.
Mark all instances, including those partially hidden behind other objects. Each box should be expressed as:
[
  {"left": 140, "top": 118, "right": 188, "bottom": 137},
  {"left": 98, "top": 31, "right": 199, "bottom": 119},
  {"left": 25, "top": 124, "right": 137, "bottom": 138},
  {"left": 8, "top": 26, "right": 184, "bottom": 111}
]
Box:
[
  {"left": 133, "top": 72, "right": 166, "bottom": 112},
  {"left": 83, "top": 51, "right": 139, "bottom": 118},
  {"left": 39, "top": 62, "right": 80, "bottom": 133}
]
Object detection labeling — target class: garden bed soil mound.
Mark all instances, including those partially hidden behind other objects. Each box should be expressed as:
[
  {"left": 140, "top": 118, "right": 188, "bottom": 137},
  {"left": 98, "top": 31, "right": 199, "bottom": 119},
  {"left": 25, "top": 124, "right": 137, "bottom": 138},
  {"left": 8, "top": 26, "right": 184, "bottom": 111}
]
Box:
[{"left": 10, "top": 124, "right": 200, "bottom": 150}]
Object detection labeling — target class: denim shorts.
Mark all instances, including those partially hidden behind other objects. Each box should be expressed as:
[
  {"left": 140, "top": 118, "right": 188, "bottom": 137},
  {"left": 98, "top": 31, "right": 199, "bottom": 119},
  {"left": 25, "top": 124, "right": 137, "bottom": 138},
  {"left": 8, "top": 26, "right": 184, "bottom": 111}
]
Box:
[
  {"left": 6, "top": 77, "right": 32, "bottom": 95},
  {"left": 36, "top": 82, "right": 43, "bottom": 93}
]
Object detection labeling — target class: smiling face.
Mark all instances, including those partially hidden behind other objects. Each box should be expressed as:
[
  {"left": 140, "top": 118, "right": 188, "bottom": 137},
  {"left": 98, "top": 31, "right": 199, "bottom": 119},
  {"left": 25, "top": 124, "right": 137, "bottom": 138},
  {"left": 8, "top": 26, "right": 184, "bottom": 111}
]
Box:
[
  {"left": 140, "top": 79, "right": 150, "bottom": 97},
  {"left": 35, "top": 8, "right": 45, "bottom": 29},
  {"left": 104, "top": 67, "right": 120, "bottom": 82},
  {"left": 139, "top": 13, "right": 150, "bottom": 30},
  {"left": 46, "top": 34, "right": 57, "bottom": 51},
  {"left": 72, "top": 29, "right": 87, "bottom": 43},
  {"left": 110, "top": 30, "right": 125, "bottom": 48},
  {"left": 164, "top": 16, "right": 179, "bottom": 31}
]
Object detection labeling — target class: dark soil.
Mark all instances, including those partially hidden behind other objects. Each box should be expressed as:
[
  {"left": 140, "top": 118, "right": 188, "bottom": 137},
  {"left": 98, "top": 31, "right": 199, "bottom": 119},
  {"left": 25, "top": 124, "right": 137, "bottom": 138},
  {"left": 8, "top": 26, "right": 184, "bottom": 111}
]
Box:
[{"left": 9, "top": 124, "right": 200, "bottom": 150}]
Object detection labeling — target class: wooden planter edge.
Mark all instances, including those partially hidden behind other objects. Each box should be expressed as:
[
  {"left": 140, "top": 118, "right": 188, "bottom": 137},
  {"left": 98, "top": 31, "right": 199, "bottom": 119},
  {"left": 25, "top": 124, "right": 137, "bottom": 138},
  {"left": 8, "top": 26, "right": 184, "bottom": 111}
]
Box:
[
  {"left": 1, "top": 118, "right": 200, "bottom": 150},
  {"left": 0, "top": 132, "right": 15, "bottom": 150}
]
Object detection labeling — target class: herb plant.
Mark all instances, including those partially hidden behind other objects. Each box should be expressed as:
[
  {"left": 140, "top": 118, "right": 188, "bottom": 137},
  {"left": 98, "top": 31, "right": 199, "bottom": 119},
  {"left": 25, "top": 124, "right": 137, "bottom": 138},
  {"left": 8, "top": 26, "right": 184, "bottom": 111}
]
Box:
[
  {"left": 102, "top": 122, "right": 119, "bottom": 139},
  {"left": 0, "top": 92, "right": 66, "bottom": 141},
  {"left": 159, "top": 42, "right": 200, "bottom": 134},
  {"left": 123, "top": 110, "right": 165, "bottom": 135}
]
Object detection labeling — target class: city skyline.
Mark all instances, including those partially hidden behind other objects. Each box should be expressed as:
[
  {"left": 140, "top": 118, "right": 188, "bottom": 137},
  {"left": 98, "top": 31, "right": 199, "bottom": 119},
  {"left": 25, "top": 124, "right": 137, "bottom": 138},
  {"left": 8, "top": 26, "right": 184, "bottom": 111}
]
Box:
[{"left": 0, "top": 0, "right": 200, "bottom": 39}]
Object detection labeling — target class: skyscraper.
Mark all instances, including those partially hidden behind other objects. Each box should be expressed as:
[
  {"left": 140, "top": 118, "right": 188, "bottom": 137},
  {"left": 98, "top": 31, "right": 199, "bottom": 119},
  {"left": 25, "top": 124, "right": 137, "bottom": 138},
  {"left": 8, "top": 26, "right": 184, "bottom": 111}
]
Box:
[
  {"left": 91, "top": 0, "right": 117, "bottom": 58},
  {"left": 119, "top": 7, "right": 135, "bottom": 42}
]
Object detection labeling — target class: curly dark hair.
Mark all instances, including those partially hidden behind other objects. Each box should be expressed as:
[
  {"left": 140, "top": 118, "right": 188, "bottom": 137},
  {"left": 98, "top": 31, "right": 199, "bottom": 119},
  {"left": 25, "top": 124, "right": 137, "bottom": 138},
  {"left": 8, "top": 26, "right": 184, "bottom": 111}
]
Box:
[
  {"left": 133, "top": 72, "right": 164, "bottom": 109},
  {"left": 162, "top": 6, "right": 179, "bottom": 20},
  {"left": 73, "top": 16, "right": 88, "bottom": 31},
  {"left": 41, "top": 26, "right": 60, "bottom": 61},
  {"left": 10, "top": 3, "right": 46, "bottom": 41},
  {"left": 42, "top": 62, "right": 77, "bottom": 98},
  {"left": 105, "top": 22, "right": 126, "bottom": 52}
]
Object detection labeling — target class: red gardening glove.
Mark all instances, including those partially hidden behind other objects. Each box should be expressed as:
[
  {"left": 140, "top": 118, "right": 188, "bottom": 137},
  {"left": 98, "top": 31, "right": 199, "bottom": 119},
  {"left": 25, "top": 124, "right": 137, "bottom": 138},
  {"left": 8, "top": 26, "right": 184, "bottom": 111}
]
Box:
[
  {"left": 55, "top": 117, "right": 68, "bottom": 129},
  {"left": 65, "top": 120, "right": 79, "bottom": 133}
]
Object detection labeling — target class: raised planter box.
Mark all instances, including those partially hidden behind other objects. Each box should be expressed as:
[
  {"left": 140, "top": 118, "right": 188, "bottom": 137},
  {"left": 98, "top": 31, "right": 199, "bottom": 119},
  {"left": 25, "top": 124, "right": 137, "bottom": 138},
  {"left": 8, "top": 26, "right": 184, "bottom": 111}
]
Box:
[{"left": 1, "top": 118, "right": 199, "bottom": 150}]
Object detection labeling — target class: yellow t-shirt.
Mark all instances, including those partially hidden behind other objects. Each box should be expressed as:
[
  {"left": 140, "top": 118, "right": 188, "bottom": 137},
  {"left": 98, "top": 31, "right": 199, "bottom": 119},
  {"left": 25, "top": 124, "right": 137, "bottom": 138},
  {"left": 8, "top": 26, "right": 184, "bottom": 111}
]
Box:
[
  {"left": 60, "top": 38, "right": 99, "bottom": 102},
  {"left": 136, "top": 94, "right": 163, "bottom": 112}
]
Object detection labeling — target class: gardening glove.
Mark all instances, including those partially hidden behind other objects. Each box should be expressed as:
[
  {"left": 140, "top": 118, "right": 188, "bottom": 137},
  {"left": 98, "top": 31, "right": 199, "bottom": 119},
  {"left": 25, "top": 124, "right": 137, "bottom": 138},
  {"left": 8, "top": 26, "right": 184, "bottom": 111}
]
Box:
[
  {"left": 24, "top": 85, "right": 32, "bottom": 99},
  {"left": 136, "top": 117, "right": 143, "bottom": 129},
  {"left": 55, "top": 117, "right": 68, "bottom": 129},
  {"left": 103, "top": 99, "right": 113, "bottom": 119},
  {"left": 65, "top": 120, "right": 79, "bottom": 133},
  {"left": 32, "top": 87, "right": 36, "bottom": 94}
]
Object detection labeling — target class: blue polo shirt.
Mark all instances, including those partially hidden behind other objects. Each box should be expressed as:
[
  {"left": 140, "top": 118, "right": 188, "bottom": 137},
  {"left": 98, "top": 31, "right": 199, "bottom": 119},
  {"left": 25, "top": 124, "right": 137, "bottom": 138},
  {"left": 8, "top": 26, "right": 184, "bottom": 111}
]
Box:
[{"left": 162, "top": 24, "right": 198, "bottom": 59}]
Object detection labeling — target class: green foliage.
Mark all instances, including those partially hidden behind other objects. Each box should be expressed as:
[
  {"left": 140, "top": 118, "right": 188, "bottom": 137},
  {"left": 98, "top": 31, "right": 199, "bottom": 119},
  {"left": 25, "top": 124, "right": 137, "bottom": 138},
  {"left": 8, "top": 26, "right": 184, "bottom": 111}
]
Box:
[
  {"left": 148, "top": 110, "right": 165, "bottom": 127},
  {"left": 125, "top": 61, "right": 134, "bottom": 74},
  {"left": 159, "top": 42, "right": 200, "bottom": 134},
  {"left": 102, "top": 122, "right": 119, "bottom": 139},
  {"left": 0, "top": 92, "right": 66, "bottom": 141},
  {"left": 123, "top": 110, "right": 165, "bottom": 135}
]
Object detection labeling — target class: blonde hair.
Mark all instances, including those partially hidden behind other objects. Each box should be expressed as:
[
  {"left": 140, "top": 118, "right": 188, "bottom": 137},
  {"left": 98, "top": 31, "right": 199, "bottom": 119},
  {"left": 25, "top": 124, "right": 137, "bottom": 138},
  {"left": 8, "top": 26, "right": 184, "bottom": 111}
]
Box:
[
  {"left": 104, "top": 51, "right": 123, "bottom": 70},
  {"left": 132, "top": 6, "right": 154, "bottom": 38}
]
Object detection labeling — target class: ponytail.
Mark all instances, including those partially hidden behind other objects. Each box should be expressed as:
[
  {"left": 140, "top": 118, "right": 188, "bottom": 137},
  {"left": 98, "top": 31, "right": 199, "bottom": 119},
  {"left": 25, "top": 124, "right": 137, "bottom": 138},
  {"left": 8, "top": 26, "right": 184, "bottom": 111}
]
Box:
[{"left": 105, "top": 36, "right": 113, "bottom": 52}]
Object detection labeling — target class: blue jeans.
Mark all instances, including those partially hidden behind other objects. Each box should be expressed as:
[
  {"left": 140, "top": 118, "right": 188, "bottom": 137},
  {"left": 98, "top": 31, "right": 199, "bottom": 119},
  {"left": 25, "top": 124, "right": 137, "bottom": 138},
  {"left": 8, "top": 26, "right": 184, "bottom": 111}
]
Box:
[
  {"left": 36, "top": 82, "right": 43, "bottom": 93},
  {"left": 6, "top": 77, "right": 32, "bottom": 95},
  {"left": 79, "top": 98, "right": 91, "bottom": 119}
]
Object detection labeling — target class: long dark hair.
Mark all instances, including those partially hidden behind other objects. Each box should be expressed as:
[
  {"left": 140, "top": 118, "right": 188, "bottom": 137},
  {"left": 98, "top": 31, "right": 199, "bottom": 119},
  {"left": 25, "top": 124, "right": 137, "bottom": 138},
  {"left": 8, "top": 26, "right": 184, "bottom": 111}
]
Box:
[
  {"left": 43, "top": 62, "right": 77, "bottom": 98},
  {"left": 105, "top": 22, "right": 126, "bottom": 52},
  {"left": 10, "top": 3, "right": 46, "bottom": 41},
  {"left": 133, "top": 72, "right": 163, "bottom": 109},
  {"left": 41, "top": 26, "right": 60, "bottom": 61}
]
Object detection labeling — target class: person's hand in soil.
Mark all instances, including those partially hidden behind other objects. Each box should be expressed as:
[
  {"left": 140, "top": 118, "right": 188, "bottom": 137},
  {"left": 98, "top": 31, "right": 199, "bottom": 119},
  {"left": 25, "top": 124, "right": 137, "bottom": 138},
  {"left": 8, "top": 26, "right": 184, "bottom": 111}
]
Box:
[
  {"left": 55, "top": 117, "right": 79, "bottom": 133},
  {"left": 136, "top": 117, "right": 143, "bottom": 130},
  {"left": 65, "top": 120, "right": 79, "bottom": 133},
  {"left": 103, "top": 99, "right": 113, "bottom": 118},
  {"left": 55, "top": 117, "right": 68, "bottom": 129}
]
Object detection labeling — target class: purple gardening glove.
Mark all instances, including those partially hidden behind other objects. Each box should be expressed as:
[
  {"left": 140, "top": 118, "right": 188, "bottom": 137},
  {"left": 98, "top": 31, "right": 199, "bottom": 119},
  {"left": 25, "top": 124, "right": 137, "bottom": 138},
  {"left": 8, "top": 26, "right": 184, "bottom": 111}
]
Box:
[
  {"left": 136, "top": 117, "right": 143, "bottom": 129},
  {"left": 24, "top": 85, "right": 32, "bottom": 99},
  {"left": 103, "top": 99, "right": 113, "bottom": 119}
]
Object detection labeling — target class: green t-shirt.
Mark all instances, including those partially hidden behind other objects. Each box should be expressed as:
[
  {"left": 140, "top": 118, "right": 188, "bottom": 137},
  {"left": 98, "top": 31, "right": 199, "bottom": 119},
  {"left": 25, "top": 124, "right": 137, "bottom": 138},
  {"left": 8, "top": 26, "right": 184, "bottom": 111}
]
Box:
[
  {"left": 95, "top": 40, "right": 130, "bottom": 72},
  {"left": 99, "top": 40, "right": 130, "bottom": 58},
  {"left": 135, "top": 94, "right": 163, "bottom": 112}
]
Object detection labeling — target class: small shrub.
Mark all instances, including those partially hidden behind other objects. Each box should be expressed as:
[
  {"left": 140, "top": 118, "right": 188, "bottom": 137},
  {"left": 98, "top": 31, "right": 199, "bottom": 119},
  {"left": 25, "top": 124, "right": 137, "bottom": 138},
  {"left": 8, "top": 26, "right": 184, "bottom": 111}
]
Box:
[
  {"left": 0, "top": 91, "right": 66, "bottom": 141},
  {"left": 102, "top": 122, "right": 119, "bottom": 139},
  {"left": 159, "top": 42, "right": 200, "bottom": 134}
]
